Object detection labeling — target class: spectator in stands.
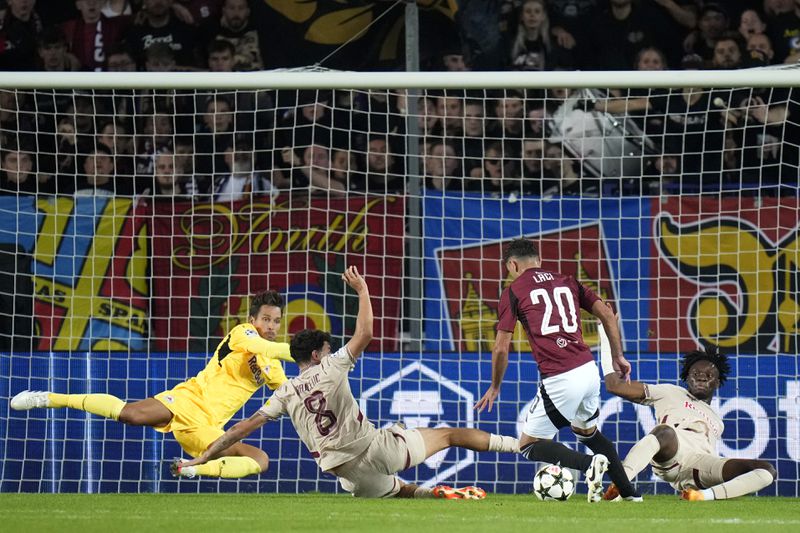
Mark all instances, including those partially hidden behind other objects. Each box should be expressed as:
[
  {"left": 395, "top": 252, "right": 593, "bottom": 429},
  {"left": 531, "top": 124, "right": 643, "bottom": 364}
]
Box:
[
  {"left": 767, "top": 0, "right": 800, "bottom": 63},
  {"left": 136, "top": 111, "right": 175, "bottom": 176},
  {"left": 0, "top": 90, "right": 37, "bottom": 151},
  {"left": 546, "top": 0, "right": 597, "bottom": 56},
  {"left": 711, "top": 33, "right": 744, "bottom": 69},
  {"left": 509, "top": 0, "right": 573, "bottom": 71},
  {"left": 62, "top": 0, "right": 130, "bottom": 71},
  {"left": 145, "top": 42, "right": 177, "bottom": 71},
  {"left": 301, "top": 143, "right": 346, "bottom": 195},
  {"left": 582, "top": 0, "right": 666, "bottom": 71},
  {"left": 0, "top": 145, "right": 39, "bottom": 195},
  {"left": 424, "top": 138, "right": 461, "bottom": 192},
  {"left": 635, "top": 46, "right": 668, "bottom": 71},
  {"left": 97, "top": 118, "right": 136, "bottom": 190},
  {"left": 525, "top": 100, "right": 547, "bottom": 139},
  {"left": 330, "top": 148, "right": 360, "bottom": 191},
  {"left": 435, "top": 92, "right": 464, "bottom": 136},
  {"left": 467, "top": 142, "right": 522, "bottom": 195},
  {"left": 209, "top": 0, "right": 264, "bottom": 71},
  {"left": 102, "top": 0, "right": 133, "bottom": 17},
  {"left": 210, "top": 138, "right": 272, "bottom": 202},
  {"left": 0, "top": 0, "right": 44, "bottom": 70},
  {"left": 737, "top": 8, "right": 767, "bottom": 42},
  {"left": 352, "top": 135, "right": 402, "bottom": 194},
  {"left": 542, "top": 141, "right": 591, "bottom": 196},
  {"left": 195, "top": 95, "right": 234, "bottom": 182},
  {"left": 519, "top": 138, "right": 557, "bottom": 195},
  {"left": 152, "top": 147, "right": 197, "bottom": 198},
  {"left": 75, "top": 143, "right": 119, "bottom": 195},
  {"left": 646, "top": 0, "right": 698, "bottom": 68},
  {"left": 176, "top": 0, "right": 221, "bottom": 27},
  {"left": 106, "top": 44, "right": 137, "bottom": 71},
  {"left": 684, "top": 3, "right": 729, "bottom": 62},
  {"left": 53, "top": 115, "right": 80, "bottom": 181},
  {"left": 488, "top": 91, "right": 525, "bottom": 165},
  {"left": 207, "top": 38, "right": 235, "bottom": 71},
  {"left": 37, "top": 26, "right": 80, "bottom": 71},
  {"left": 441, "top": 46, "right": 468, "bottom": 71},
  {"left": 128, "top": 0, "right": 200, "bottom": 69},
  {"left": 746, "top": 33, "right": 775, "bottom": 66}
]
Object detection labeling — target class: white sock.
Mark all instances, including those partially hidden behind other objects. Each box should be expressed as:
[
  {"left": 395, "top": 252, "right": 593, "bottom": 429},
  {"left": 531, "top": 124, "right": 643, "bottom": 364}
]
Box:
[
  {"left": 488, "top": 434, "right": 519, "bottom": 453},
  {"left": 700, "top": 488, "right": 715, "bottom": 500},
  {"left": 708, "top": 469, "right": 774, "bottom": 500}
]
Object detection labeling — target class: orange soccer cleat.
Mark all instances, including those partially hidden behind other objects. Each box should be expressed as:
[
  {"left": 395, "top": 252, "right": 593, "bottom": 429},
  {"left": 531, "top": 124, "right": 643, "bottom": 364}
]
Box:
[
  {"left": 603, "top": 483, "right": 620, "bottom": 501},
  {"left": 681, "top": 488, "right": 706, "bottom": 501},
  {"left": 432, "top": 485, "right": 487, "bottom": 500}
]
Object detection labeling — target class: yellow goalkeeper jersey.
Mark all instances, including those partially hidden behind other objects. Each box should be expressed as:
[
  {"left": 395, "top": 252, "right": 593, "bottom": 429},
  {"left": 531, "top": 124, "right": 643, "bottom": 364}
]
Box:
[{"left": 155, "top": 323, "right": 293, "bottom": 432}]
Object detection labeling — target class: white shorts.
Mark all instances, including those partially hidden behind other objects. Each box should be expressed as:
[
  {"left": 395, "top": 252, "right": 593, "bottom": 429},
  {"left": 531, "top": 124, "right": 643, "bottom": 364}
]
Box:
[
  {"left": 651, "top": 429, "right": 727, "bottom": 490},
  {"left": 522, "top": 360, "right": 601, "bottom": 439},
  {"left": 334, "top": 425, "right": 427, "bottom": 498}
]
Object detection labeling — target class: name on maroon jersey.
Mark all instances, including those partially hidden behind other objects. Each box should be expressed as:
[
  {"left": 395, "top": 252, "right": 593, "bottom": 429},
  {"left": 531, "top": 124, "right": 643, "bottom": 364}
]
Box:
[{"left": 533, "top": 272, "right": 554, "bottom": 283}]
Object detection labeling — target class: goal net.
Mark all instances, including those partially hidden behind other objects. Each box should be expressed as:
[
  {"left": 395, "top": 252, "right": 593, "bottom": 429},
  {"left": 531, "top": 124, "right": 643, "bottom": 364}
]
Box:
[{"left": 0, "top": 68, "right": 798, "bottom": 495}]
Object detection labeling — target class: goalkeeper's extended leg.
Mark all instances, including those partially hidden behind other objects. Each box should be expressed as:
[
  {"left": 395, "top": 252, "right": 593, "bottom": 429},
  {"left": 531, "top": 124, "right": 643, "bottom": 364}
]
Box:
[
  {"left": 11, "top": 390, "right": 172, "bottom": 426},
  {"left": 173, "top": 442, "right": 268, "bottom": 479}
]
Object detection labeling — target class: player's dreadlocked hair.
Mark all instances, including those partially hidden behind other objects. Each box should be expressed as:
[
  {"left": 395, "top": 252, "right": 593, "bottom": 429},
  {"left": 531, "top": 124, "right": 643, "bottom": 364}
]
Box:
[
  {"left": 680, "top": 345, "right": 731, "bottom": 385},
  {"left": 248, "top": 290, "right": 284, "bottom": 318}
]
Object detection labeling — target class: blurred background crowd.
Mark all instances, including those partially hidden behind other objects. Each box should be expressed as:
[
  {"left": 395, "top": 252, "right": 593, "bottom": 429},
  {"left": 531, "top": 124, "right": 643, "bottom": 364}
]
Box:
[{"left": 0, "top": 0, "right": 798, "bottom": 198}]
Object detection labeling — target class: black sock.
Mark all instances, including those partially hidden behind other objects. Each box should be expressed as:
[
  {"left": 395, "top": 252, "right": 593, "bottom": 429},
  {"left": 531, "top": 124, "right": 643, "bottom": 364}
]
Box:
[
  {"left": 520, "top": 440, "right": 593, "bottom": 471},
  {"left": 578, "top": 430, "right": 639, "bottom": 497}
]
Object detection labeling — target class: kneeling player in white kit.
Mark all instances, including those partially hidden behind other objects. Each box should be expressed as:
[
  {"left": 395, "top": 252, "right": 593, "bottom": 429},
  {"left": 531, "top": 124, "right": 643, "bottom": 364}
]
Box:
[
  {"left": 173, "top": 266, "right": 519, "bottom": 498},
  {"left": 599, "top": 324, "right": 777, "bottom": 501}
]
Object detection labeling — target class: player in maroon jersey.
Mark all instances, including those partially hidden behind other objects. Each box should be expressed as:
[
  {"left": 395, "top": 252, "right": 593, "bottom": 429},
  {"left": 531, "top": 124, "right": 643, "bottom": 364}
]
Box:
[{"left": 475, "top": 238, "right": 641, "bottom": 502}]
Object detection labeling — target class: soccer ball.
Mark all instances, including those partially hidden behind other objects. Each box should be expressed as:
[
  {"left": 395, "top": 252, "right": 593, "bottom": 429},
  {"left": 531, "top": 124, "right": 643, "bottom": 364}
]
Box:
[{"left": 532, "top": 463, "right": 575, "bottom": 501}]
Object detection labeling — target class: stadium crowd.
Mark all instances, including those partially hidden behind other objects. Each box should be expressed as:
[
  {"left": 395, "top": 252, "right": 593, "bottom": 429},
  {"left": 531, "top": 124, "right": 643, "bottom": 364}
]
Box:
[{"left": 0, "top": 0, "right": 798, "bottom": 198}]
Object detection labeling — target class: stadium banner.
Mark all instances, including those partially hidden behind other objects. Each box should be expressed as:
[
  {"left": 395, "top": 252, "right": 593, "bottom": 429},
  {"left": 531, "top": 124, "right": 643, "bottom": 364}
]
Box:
[
  {"left": 0, "top": 196, "right": 149, "bottom": 351},
  {"left": 1, "top": 350, "right": 798, "bottom": 494},
  {"left": 150, "top": 195, "right": 404, "bottom": 352},
  {"left": 423, "top": 193, "right": 800, "bottom": 354},
  {"left": 651, "top": 196, "right": 800, "bottom": 354}
]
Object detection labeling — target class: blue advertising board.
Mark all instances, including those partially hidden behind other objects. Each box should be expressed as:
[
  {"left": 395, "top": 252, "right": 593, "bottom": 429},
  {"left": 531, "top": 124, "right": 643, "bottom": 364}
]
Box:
[{"left": 2, "top": 351, "right": 797, "bottom": 496}]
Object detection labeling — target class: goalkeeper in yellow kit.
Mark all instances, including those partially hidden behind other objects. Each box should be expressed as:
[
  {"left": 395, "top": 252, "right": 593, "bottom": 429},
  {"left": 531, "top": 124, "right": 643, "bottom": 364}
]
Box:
[{"left": 11, "top": 291, "right": 294, "bottom": 479}]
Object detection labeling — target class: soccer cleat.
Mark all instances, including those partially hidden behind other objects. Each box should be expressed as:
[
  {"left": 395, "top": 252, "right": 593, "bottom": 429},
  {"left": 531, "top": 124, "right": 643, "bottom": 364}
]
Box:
[
  {"left": 432, "top": 485, "right": 487, "bottom": 500},
  {"left": 585, "top": 454, "right": 609, "bottom": 503},
  {"left": 681, "top": 488, "right": 705, "bottom": 501},
  {"left": 170, "top": 458, "right": 197, "bottom": 479},
  {"left": 10, "top": 390, "right": 51, "bottom": 411},
  {"left": 603, "top": 483, "right": 643, "bottom": 502},
  {"left": 603, "top": 482, "right": 620, "bottom": 501}
]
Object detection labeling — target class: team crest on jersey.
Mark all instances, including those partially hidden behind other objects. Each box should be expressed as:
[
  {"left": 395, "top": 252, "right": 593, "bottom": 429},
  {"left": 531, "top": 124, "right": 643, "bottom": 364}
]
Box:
[
  {"left": 556, "top": 338, "right": 568, "bottom": 348},
  {"left": 245, "top": 329, "right": 257, "bottom": 337},
  {"left": 437, "top": 223, "right": 616, "bottom": 351}
]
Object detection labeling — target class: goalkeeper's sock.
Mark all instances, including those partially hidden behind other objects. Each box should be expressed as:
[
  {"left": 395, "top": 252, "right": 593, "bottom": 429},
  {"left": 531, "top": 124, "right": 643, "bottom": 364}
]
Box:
[
  {"left": 708, "top": 469, "right": 774, "bottom": 500},
  {"left": 620, "top": 433, "right": 661, "bottom": 480},
  {"left": 48, "top": 393, "right": 126, "bottom": 421},
  {"left": 520, "top": 439, "right": 593, "bottom": 471},
  {"left": 193, "top": 456, "right": 263, "bottom": 478},
  {"left": 488, "top": 434, "right": 519, "bottom": 453},
  {"left": 578, "top": 429, "right": 639, "bottom": 498}
]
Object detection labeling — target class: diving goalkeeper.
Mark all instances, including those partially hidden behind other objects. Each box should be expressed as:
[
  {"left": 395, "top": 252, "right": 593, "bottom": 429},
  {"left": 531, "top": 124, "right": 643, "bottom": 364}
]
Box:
[{"left": 11, "top": 290, "right": 294, "bottom": 479}]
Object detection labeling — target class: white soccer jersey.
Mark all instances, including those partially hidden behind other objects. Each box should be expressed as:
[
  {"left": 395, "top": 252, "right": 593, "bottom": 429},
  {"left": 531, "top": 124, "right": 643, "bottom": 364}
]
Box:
[
  {"left": 257, "top": 346, "right": 377, "bottom": 471},
  {"left": 642, "top": 383, "right": 724, "bottom": 454}
]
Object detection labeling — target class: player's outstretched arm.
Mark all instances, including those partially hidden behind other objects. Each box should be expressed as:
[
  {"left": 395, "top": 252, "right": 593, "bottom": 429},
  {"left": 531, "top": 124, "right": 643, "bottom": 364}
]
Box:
[
  {"left": 591, "top": 300, "right": 631, "bottom": 381},
  {"left": 596, "top": 319, "right": 645, "bottom": 403},
  {"left": 474, "top": 329, "right": 512, "bottom": 413},
  {"left": 342, "top": 266, "right": 373, "bottom": 360},
  {"left": 182, "top": 412, "right": 269, "bottom": 467}
]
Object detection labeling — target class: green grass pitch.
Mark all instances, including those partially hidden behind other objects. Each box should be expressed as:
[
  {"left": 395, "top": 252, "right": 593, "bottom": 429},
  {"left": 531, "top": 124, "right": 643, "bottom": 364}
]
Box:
[{"left": 1, "top": 494, "right": 798, "bottom": 533}]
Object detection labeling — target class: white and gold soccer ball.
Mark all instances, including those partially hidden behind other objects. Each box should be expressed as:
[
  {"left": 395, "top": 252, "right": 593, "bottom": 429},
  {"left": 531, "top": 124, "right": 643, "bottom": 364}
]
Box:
[{"left": 532, "top": 463, "right": 575, "bottom": 501}]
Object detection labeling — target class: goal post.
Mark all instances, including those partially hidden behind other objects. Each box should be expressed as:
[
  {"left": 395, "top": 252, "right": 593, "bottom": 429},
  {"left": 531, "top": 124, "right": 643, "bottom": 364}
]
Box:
[{"left": 0, "top": 68, "right": 798, "bottom": 495}]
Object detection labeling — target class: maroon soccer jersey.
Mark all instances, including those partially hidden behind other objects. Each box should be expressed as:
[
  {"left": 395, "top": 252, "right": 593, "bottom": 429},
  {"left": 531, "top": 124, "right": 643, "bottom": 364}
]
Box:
[{"left": 496, "top": 268, "right": 600, "bottom": 377}]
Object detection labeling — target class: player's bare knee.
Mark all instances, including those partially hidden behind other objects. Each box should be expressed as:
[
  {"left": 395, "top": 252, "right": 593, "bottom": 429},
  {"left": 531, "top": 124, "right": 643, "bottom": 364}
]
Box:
[
  {"left": 118, "top": 405, "right": 144, "bottom": 426},
  {"left": 255, "top": 452, "right": 269, "bottom": 472},
  {"left": 650, "top": 424, "right": 676, "bottom": 445}
]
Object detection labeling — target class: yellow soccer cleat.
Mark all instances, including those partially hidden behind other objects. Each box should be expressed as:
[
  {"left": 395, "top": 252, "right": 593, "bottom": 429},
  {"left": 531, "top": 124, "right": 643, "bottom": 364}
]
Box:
[
  {"left": 681, "top": 489, "right": 705, "bottom": 501},
  {"left": 432, "top": 485, "right": 487, "bottom": 500}
]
